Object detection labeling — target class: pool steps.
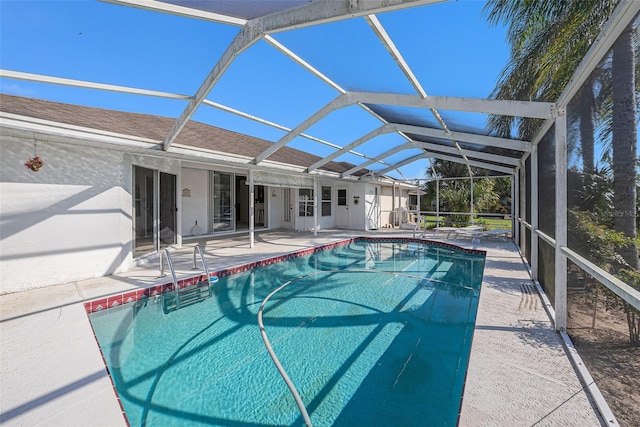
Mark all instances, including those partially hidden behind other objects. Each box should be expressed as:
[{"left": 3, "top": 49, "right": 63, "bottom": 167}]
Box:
[
  {"left": 163, "top": 277, "right": 218, "bottom": 313},
  {"left": 161, "top": 245, "right": 219, "bottom": 313}
]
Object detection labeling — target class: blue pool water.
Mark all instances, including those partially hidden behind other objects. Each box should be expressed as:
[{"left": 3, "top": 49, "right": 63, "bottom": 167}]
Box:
[{"left": 89, "top": 240, "right": 485, "bottom": 426}]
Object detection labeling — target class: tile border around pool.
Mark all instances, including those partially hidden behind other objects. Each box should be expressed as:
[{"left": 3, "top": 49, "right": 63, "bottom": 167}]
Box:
[
  {"left": 83, "top": 236, "right": 485, "bottom": 314},
  {"left": 83, "top": 236, "right": 485, "bottom": 427}
]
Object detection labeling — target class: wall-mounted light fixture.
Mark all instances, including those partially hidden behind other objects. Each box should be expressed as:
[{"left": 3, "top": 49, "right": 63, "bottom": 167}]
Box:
[
  {"left": 353, "top": 195, "right": 360, "bottom": 205},
  {"left": 271, "top": 189, "right": 277, "bottom": 198}
]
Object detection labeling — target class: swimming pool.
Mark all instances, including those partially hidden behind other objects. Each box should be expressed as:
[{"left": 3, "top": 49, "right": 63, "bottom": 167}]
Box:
[{"left": 88, "top": 238, "right": 485, "bottom": 426}]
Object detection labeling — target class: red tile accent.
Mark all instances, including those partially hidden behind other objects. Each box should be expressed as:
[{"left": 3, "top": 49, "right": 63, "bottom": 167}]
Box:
[
  {"left": 85, "top": 236, "right": 484, "bottom": 315},
  {"left": 91, "top": 298, "right": 108, "bottom": 313},
  {"left": 107, "top": 294, "right": 123, "bottom": 308}
]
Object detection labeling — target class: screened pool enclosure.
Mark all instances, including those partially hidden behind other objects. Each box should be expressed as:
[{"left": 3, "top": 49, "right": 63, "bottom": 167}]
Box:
[{"left": 1, "top": 0, "right": 639, "bottom": 424}]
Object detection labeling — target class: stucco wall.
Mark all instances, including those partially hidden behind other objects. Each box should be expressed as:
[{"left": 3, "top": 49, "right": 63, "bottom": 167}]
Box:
[
  {"left": 269, "top": 187, "right": 283, "bottom": 228},
  {"left": 379, "top": 186, "right": 395, "bottom": 227},
  {"left": 181, "top": 167, "right": 209, "bottom": 236},
  {"left": 0, "top": 137, "right": 132, "bottom": 294}
]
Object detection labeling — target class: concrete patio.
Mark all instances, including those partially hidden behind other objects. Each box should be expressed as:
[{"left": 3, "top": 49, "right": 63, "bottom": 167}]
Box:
[{"left": 0, "top": 229, "right": 603, "bottom": 426}]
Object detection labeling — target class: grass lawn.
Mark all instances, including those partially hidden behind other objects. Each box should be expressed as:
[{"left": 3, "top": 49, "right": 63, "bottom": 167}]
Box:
[{"left": 419, "top": 215, "right": 511, "bottom": 230}]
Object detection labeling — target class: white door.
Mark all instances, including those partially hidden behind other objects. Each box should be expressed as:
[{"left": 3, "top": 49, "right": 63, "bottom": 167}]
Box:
[
  {"left": 336, "top": 187, "right": 349, "bottom": 228},
  {"left": 282, "top": 188, "right": 293, "bottom": 228},
  {"left": 368, "top": 186, "right": 380, "bottom": 230}
]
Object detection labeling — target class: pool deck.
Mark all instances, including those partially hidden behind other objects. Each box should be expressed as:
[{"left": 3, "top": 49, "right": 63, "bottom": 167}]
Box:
[{"left": 0, "top": 229, "right": 603, "bottom": 426}]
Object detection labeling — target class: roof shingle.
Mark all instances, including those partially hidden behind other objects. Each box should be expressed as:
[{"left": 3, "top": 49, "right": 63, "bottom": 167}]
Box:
[{"left": 0, "top": 94, "right": 368, "bottom": 176}]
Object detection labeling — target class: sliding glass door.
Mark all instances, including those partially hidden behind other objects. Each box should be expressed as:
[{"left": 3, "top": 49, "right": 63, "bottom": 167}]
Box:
[
  {"left": 159, "top": 172, "right": 176, "bottom": 248},
  {"left": 133, "top": 166, "right": 176, "bottom": 258},
  {"left": 210, "top": 172, "right": 233, "bottom": 232}
]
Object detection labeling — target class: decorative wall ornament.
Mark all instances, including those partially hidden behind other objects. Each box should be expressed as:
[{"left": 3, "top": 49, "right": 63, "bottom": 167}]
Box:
[
  {"left": 182, "top": 188, "right": 191, "bottom": 197},
  {"left": 24, "top": 141, "right": 44, "bottom": 171}
]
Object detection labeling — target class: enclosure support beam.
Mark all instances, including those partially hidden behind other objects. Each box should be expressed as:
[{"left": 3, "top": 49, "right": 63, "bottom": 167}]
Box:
[
  {"left": 470, "top": 176, "right": 474, "bottom": 225},
  {"left": 416, "top": 180, "right": 421, "bottom": 227},
  {"left": 349, "top": 91, "right": 556, "bottom": 119},
  {"left": 554, "top": 109, "right": 568, "bottom": 331},
  {"left": 513, "top": 169, "right": 520, "bottom": 245},
  {"left": 377, "top": 149, "right": 513, "bottom": 176},
  {"left": 519, "top": 162, "right": 526, "bottom": 251},
  {"left": 414, "top": 141, "right": 521, "bottom": 166},
  {"left": 313, "top": 177, "right": 318, "bottom": 237},
  {"left": 306, "top": 124, "right": 390, "bottom": 172},
  {"left": 531, "top": 148, "right": 539, "bottom": 281},
  {"left": 397, "top": 123, "right": 531, "bottom": 152},
  {"left": 249, "top": 169, "right": 255, "bottom": 248},
  {"left": 436, "top": 177, "right": 440, "bottom": 228}
]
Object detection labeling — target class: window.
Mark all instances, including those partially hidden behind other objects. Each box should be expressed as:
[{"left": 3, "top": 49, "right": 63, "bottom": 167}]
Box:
[
  {"left": 337, "top": 189, "right": 347, "bottom": 206},
  {"left": 298, "top": 188, "right": 314, "bottom": 216},
  {"left": 321, "top": 186, "right": 331, "bottom": 216}
]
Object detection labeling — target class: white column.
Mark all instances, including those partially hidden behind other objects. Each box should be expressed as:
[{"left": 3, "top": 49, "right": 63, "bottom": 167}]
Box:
[
  {"left": 397, "top": 183, "right": 402, "bottom": 226},
  {"left": 519, "top": 163, "right": 526, "bottom": 249},
  {"left": 555, "top": 108, "right": 568, "bottom": 331},
  {"left": 470, "top": 175, "right": 474, "bottom": 225},
  {"left": 313, "top": 177, "right": 318, "bottom": 237},
  {"left": 513, "top": 170, "right": 520, "bottom": 245},
  {"left": 531, "top": 148, "right": 539, "bottom": 281},
  {"left": 391, "top": 183, "right": 396, "bottom": 228},
  {"left": 249, "top": 169, "right": 255, "bottom": 248},
  {"left": 416, "top": 180, "right": 421, "bottom": 227},
  {"left": 436, "top": 178, "right": 440, "bottom": 227}
]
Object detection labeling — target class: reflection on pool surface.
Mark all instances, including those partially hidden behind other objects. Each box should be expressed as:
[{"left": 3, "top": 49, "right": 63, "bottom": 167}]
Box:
[{"left": 89, "top": 239, "right": 485, "bottom": 426}]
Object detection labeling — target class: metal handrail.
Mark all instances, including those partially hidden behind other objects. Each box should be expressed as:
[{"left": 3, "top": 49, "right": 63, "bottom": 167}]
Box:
[
  {"left": 193, "top": 245, "right": 213, "bottom": 286},
  {"left": 412, "top": 214, "right": 424, "bottom": 238},
  {"left": 159, "top": 249, "right": 180, "bottom": 309}
]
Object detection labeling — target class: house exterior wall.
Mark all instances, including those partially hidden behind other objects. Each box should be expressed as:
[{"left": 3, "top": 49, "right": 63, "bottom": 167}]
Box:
[
  {"left": 380, "top": 186, "right": 395, "bottom": 228},
  {"left": 267, "top": 187, "right": 282, "bottom": 228},
  {"left": 0, "top": 133, "right": 410, "bottom": 294},
  {"left": 181, "top": 167, "right": 208, "bottom": 236},
  {"left": 0, "top": 137, "right": 133, "bottom": 294}
]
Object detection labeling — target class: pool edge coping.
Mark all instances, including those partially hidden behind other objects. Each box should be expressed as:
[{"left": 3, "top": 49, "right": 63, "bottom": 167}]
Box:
[{"left": 83, "top": 236, "right": 485, "bottom": 314}]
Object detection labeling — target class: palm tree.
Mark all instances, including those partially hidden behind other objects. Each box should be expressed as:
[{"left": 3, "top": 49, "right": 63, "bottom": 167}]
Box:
[
  {"left": 425, "top": 160, "right": 507, "bottom": 225},
  {"left": 483, "top": 0, "right": 638, "bottom": 270},
  {"left": 611, "top": 22, "right": 638, "bottom": 269},
  {"left": 483, "top": 0, "right": 617, "bottom": 137}
]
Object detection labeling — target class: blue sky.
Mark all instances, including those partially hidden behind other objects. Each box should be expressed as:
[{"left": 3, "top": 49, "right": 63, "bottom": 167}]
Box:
[{"left": 0, "top": 0, "right": 510, "bottom": 179}]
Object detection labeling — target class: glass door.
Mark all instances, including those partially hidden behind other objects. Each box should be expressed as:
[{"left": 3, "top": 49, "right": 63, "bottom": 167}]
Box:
[
  {"left": 133, "top": 166, "right": 155, "bottom": 257},
  {"left": 159, "top": 172, "right": 176, "bottom": 248},
  {"left": 133, "top": 166, "right": 177, "bottom": 257},
  {"left": 210, "top": 172, "right": 233, "bottom": 232},
  {"left": 336, "top": 187, "right": 349, "bottom": 228},
  {"left": 282, "top": 188, "right": 293, "bottom": 228}
]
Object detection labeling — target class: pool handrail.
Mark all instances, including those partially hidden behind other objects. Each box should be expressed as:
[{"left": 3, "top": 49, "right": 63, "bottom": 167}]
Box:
[
  {"left": 193, "top": 244, "right": 214, "bottom": 291},
  {"left": 159, "top": 249, "right": 180, "bottom": 309}
]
